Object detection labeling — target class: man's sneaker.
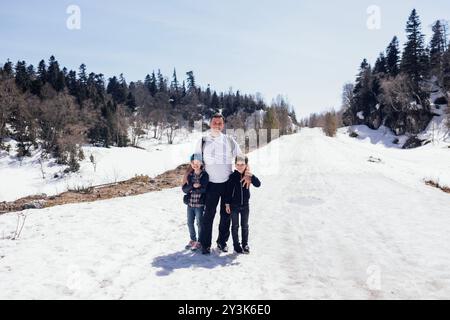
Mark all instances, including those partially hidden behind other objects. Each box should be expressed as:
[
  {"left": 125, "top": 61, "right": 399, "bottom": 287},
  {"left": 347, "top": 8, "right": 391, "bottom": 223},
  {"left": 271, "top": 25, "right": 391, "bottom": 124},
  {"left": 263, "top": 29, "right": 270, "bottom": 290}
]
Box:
[
  {"left": 243, "top": 245, "right": 250, "bottom": 254},
  {"left": 217, "top": 243, "right": 228, "bottom": 253},
  {"left": 185, "top": 240, "right": 196, "bottom": 250},
  {"left": 234, "top": 245, "right": 243, "bottom": 254},
  {"left": 202, "top": 247, "right": 211, "bottom": 255},
  {"left": 191, "top": 241, "right": 202, "bottom": 251}
]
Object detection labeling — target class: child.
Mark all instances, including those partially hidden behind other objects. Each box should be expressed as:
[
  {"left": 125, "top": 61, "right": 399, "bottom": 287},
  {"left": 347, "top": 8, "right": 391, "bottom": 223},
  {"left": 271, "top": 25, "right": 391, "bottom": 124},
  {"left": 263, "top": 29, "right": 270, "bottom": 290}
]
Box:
[
  {"left": 225, "top": 155, "right": 261, "bottom": 254},
  {"left": 182, "top": 153, "right": 209, "bottom": 251}
]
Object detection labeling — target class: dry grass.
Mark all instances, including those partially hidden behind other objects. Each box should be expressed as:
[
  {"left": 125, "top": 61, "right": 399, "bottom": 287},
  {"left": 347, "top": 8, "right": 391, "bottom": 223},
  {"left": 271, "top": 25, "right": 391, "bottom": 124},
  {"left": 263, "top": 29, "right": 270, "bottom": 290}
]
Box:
[
  {"left": 425, "top": 180, "right": 450, "bottom": 194},
  {"left": 0, "top": 164, "right": 190, "bottom": 214}
]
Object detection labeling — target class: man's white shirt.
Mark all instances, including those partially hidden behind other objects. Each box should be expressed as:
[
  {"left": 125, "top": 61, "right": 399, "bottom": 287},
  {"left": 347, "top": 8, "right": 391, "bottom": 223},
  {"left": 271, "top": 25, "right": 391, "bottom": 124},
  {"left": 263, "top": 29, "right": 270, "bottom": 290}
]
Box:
[{"left": 195, "top": 132, "right": 242, "bottom": 183}]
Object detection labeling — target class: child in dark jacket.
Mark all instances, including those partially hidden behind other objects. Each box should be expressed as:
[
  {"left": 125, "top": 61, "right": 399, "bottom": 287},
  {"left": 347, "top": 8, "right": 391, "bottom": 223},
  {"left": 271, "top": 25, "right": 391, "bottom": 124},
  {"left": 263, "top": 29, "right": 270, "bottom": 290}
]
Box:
[
  {"left": 225, "top": 155, "right": 261, "bottom": 254},
  {"left": 182, "top": 154, "right": 209, "bottom": 251}
]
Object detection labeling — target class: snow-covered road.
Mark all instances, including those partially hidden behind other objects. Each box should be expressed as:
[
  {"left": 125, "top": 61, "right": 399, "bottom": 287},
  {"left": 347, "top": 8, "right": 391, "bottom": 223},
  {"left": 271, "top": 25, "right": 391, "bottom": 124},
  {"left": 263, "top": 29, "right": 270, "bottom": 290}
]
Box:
[{"left": 1, "top": 128, "right": 449, "bottom": 299}]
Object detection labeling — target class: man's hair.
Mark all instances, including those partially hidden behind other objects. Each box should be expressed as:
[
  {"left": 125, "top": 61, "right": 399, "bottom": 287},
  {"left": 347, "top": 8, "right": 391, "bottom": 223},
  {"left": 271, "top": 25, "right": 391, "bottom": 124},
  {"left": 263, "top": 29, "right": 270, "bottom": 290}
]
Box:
[
  {"left": 211, "top": 113, "right": 225, "bottom": 122},
  {"left": 235, "top": 155, "right": 248, "bottom": 164}
]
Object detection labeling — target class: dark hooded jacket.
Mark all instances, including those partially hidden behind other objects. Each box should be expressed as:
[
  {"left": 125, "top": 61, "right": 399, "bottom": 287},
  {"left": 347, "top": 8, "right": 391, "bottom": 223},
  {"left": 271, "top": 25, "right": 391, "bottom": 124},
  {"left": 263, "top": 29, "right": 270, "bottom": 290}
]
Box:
[
  {"left": 225, "top": 170, "right": 261, "bottom": 207},
  {"left": 182, "top": 170, "right": 209, "bottom": 205}
]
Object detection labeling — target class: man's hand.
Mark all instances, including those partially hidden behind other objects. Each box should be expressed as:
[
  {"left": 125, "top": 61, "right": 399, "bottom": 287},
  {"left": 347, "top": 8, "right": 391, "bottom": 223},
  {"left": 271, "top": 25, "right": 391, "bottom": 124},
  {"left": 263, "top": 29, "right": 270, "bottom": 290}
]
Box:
[
  {"left": 225, "top": 204, "right": 231, "bottom": 214},
  {"left": 193, "top": 183, "right": 201, "bottom": 188},
  {"left": 241, "top": 165, "right": 252, "bottom": 189}
]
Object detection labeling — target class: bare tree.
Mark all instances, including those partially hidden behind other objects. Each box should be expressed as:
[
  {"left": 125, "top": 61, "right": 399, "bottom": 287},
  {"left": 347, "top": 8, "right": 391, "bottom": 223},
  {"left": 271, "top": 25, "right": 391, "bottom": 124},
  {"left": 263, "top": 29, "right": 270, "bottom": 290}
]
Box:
[
  {"left": 342, "top": 83, "right": 354, "bottom": 111},
  {"left": 226, "top": 111, "right": 246, "bottom": 130},
  {"left": 272, "top": 95, "right": 293, "bottom": 135},
  {"left": 12, "top": 212, "right": 27, "bottom": 240},
  {"left": 379, "top": 74, "right": 427, "bottom": 112},
  {"left": 89, "top": 153, "right": 97, "bottom": 172},
  {"left": 163, "top": 114, "right": 181, "bottom": 144},
  {"left": 130, "top": 114, "right": 145, "bottom": 147},
  {"left": 146, "top": 109, "right": 165, "bottom": 139},
  {"left": 322, "top": 111, "right": 339, "bottom": 137}
]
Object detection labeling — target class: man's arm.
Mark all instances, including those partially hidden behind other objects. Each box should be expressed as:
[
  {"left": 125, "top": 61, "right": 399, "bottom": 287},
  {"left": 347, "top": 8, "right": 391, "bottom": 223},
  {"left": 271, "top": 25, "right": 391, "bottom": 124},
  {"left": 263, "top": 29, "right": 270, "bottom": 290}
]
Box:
[
  {"left": 194, "top": 137, "right": 203, "bottom": 154},
  {"left": 224, "top": 174, "right": 234, "bottom": 214}
]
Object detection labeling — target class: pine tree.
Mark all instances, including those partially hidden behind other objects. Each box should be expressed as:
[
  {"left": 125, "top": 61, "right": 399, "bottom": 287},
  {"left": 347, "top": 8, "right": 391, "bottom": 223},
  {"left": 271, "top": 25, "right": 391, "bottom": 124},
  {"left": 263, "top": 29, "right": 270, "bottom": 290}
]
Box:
[
  {"left": 27, "top": 64, "right": 42, "bottom": 96},
  {"left": 78, "top": 64, "right": 87, "bottom": 84},
  {"left": 26, "top": 65, "right": 35, "bottom": 79},
  {"left": 15, "top": 61, "right": 31, "bottom": 92},
  {"left": 107, "top": 76, "right": 126, "bottom": 104},
  {"left": 386, "top": 36, "right": 400, "bottom": 77},
  {"left": 351, "top": 59, "right": 377, "bottom": 120},
  {"left": 47, "top": 56, "right": 61, "bottom": 91},
  {"left": 37, "top": 60, "right": 47, "bottom": 83},
  {"left": 400, "top": 9, "right": 428, "bottom": 84},
  {"left": 77, "top": 64, "right": 88, "bottom": 103},
  {"left": 66, "top": 70, "right": 78, "bottom": 96},
  {"left": 211, "top": 91, "right": 220, "bottom": 110},
  {"left": 157, "top": 69, "right": 167, "bottom": 92},
  {"left": 94, "top": 73, "right": 106, "bottom": 101},
  {"left": 373, "top": 53, "right": 387, "bottom": 75},
  {"left": 442, "top": 48, "right": 450, "bottom": 91},
  {"left": 181, "top": 80, "right": 186, "bottom": 96},
  {"left": 144, "top": 74, "right": 152, "bottom": 92},
  {"left": 205, "top": 85, "right": 212, "bottom": 103},
  {"left": 149, "top": 71, "right": 157, "bottom": 96},
  {"left": 186, "top": 71, "right": 196, "bottom": 92},
  {"left": 3, "top": 60, "right": 14, "bottom": 77},
  {"left": 170, "top": 68, "right": 179, "bottom": 93},
  {"left": 429, "top": 20, "right": 447, "bottom": 73},
  {"left": 118, "top": 73, "right": 128, "bottom": 103},
  {"left": 126, "top": 92, "right": 137, "bottom": 112}
]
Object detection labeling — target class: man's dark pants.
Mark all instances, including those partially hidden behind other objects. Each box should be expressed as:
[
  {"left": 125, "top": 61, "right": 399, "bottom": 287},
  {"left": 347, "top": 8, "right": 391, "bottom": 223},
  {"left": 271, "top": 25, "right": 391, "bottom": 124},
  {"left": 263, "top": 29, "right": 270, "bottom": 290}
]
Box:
[{"left": 200, "top": 182, "right": 230, "bottom": 249}]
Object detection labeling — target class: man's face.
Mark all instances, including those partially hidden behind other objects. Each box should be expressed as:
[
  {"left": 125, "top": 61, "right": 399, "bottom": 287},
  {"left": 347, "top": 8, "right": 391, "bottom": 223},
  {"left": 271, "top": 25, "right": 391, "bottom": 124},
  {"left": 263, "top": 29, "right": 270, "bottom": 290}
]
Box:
[{"left": 210, "top": 117, "right": 224, "bottom": 133}]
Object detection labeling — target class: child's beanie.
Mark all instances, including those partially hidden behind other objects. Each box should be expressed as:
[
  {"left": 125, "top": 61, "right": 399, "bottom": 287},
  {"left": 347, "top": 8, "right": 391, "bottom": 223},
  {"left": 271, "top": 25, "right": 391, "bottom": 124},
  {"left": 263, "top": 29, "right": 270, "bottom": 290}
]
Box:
[{"left": 190, "top": 153, "right": 203, "bottom": 163}]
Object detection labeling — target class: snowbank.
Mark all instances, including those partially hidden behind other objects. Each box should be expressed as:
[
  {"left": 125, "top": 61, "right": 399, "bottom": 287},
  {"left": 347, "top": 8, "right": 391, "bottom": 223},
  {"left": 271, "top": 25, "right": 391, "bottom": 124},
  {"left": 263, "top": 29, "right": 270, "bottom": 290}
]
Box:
[{"left": 0, "top": 130, "right": 203, "bottom": 202}]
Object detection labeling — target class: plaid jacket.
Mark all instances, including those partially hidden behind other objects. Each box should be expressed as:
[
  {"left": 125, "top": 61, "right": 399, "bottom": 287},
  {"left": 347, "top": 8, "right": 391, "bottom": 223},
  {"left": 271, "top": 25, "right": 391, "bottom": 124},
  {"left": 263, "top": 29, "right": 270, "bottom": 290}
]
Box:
[{"left": 182, "top": 170, "right": 209, "bottom": 207}]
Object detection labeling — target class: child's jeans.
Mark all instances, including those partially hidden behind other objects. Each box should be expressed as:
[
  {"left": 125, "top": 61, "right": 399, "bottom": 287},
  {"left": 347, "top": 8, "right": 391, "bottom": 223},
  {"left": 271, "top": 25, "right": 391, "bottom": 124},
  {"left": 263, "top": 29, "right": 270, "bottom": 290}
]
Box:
[
  {"left": 231, "top": 205, "right": 250, "bottom": 248},
  {"left": 187, "top": 206, "right": 204, "bottom": 241}
]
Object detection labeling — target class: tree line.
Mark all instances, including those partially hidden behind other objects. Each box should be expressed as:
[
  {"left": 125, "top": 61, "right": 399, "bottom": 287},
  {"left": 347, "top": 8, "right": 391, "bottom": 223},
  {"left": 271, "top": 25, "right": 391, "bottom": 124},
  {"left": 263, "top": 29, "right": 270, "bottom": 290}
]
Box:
[
  {"left": 0, "top": 57, "right": 297, "bottom": 172},
  {"left": 342, "top": 9, "right": 450, "bottom": 136}
]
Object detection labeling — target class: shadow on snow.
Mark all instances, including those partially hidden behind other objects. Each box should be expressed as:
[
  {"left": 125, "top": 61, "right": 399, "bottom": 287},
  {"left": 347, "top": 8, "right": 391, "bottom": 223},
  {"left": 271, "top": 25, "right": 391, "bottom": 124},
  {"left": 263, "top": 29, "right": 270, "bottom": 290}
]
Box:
[{"left": 151, "top": 249, "right": 240, "bottom": 276}]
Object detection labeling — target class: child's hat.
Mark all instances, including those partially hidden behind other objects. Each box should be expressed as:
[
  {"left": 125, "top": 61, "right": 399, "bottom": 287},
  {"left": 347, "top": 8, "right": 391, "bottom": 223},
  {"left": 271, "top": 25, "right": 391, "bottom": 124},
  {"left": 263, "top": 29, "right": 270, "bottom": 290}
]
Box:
[{"left": 190, "top": 153, "right": 203, "bottom": 163}]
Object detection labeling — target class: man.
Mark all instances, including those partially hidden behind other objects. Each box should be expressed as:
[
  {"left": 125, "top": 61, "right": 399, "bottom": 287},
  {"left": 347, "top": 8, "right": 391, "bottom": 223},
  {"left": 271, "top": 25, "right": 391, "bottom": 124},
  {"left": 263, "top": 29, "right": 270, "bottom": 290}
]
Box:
[{"left": 187, "top": 114, "right": 251, "bottom": 255}]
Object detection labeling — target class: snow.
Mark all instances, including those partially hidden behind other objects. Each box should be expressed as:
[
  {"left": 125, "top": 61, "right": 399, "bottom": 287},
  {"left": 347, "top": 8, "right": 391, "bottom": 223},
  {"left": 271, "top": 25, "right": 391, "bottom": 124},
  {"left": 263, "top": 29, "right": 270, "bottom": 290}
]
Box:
[
  {"left": 345, "top": 125, "right": 410, "bottom": 147},
  {"left": 345, "top": 104, "right": 450, "bottom": 149},
  {"left": 357, "top": 111, "right": 364, "bottom": 120},
  {"left": 1, "top": 128, "right": 450, "bottom": 299},
  {"left": 0, "top": 130, "right": 203, "bottom": 202}
]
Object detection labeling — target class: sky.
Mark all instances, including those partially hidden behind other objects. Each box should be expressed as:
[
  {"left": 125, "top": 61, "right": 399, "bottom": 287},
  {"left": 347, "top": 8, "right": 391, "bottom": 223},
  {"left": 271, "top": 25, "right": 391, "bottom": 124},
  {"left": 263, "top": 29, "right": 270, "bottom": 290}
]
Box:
[{"left": 1, "top": 0, "right": 449, "bottom": 118}]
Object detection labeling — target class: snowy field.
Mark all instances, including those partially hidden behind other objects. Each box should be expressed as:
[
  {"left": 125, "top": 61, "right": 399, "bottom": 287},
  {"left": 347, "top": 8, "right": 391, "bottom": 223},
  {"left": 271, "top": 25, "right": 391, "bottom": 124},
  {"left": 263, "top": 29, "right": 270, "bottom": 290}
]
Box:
[
  {"left": 0, "top": 130, "right": 202, "bottom": 202},
  {"left": 0, "top": 127, "right": 450, "bottom": 299}
]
